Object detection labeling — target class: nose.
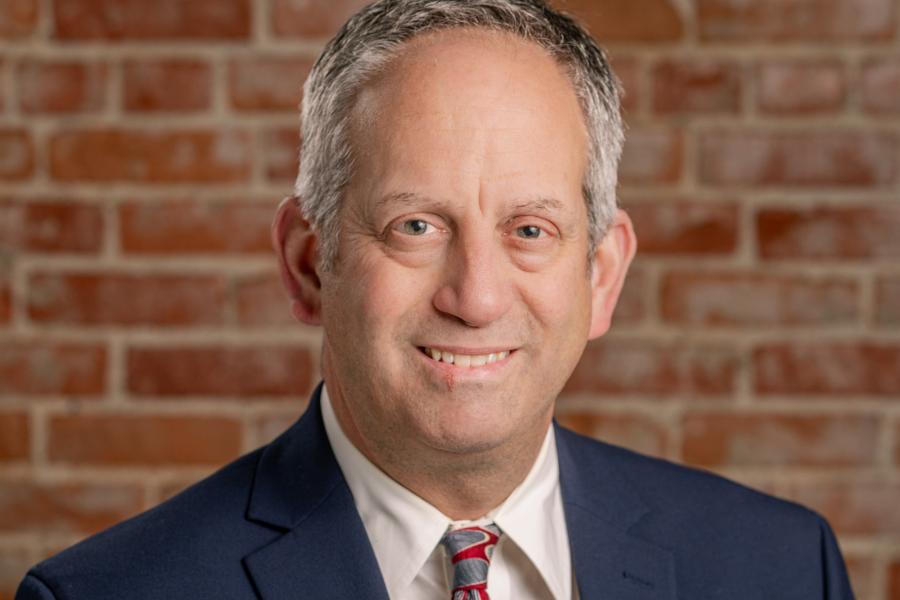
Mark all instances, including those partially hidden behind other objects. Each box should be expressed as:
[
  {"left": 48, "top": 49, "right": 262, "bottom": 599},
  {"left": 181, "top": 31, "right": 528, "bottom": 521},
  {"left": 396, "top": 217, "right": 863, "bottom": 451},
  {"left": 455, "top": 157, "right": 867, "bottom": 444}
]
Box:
[{"left": 432, "top": 228, "right": 513, "bottom": 327}]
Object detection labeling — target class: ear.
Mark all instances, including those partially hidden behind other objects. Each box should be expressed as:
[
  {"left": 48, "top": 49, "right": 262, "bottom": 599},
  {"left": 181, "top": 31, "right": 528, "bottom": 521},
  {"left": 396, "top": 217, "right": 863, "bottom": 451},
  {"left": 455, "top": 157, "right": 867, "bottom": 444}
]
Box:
[
  {"left": 272, "top": 195, "right": 323, "bottom": 326},
  {"left": 587, "top": 209, "right": 637, "bottom": 340}
]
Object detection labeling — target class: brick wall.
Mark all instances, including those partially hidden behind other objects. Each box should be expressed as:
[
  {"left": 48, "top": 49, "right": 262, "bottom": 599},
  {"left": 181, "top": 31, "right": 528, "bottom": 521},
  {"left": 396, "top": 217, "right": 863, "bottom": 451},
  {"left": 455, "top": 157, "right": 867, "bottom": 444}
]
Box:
[{"left": 0, "top": 0, "right": 898, "bottom": 597}]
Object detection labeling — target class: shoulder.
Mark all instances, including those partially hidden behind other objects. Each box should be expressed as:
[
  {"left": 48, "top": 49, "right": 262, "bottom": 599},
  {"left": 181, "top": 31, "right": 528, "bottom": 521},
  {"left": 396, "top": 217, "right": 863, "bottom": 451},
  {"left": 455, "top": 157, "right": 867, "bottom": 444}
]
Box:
[
  {"left": 557, "top": 423, "right": 818, "bottom": 524},
  {"left": 19, "top": 448, "right": 275, "bottom": 600},
  {"left": 556, "top": 426, "right": 854, "bottom": 597}
]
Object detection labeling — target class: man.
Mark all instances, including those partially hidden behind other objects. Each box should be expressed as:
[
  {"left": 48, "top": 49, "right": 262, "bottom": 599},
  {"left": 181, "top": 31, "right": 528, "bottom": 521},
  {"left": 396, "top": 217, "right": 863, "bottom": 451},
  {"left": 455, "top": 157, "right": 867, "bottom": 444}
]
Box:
[{"left": 17, "top": 1, "right": 853, "bottom": 599}]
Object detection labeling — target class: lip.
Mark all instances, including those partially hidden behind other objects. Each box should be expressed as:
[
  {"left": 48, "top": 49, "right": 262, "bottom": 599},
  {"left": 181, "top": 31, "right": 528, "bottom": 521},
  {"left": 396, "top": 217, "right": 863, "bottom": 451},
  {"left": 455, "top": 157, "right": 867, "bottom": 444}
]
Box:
[{"left": 418, "top": 344, "right": 517, "bottom": 355}]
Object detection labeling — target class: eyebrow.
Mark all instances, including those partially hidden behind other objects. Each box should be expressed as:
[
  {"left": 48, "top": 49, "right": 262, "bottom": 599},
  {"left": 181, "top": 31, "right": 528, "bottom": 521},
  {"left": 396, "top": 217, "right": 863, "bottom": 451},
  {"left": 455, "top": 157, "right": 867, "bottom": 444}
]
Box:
[{"left": 376, "top": 192, "right": 567, "bottom": 213}]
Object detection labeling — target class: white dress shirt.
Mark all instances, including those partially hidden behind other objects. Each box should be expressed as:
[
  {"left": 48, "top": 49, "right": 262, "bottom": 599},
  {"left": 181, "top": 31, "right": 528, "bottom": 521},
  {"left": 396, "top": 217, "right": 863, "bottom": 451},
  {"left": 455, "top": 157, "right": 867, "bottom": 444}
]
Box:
[{"left": 321, "top": 385, "right": 576, "bottom": 600}]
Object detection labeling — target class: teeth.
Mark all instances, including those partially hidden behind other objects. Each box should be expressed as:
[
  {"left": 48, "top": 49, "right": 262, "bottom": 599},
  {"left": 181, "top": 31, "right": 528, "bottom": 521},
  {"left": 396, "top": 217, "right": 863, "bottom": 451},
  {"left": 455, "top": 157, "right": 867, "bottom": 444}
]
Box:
[{"left": 424, "top": 348, "right": 510, "bottom": 367}]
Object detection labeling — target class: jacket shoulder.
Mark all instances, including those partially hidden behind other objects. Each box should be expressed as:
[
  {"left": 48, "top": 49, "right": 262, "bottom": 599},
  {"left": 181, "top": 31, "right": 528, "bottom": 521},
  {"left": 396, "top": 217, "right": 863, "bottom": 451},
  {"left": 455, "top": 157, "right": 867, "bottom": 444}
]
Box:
[
  {"left": 20, "top": 448, "right": 276, "bottom": 600},
  {"left": 557, "top": 426, "right": 855, "bottom": 598}
]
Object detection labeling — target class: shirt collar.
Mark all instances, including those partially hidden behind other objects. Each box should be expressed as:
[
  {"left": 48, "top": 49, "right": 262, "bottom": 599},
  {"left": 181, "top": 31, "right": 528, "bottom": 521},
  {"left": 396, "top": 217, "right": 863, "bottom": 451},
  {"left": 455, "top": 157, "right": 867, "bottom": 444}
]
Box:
[{"left": 321, "top": 384, "right": 570, "bottom": 599}]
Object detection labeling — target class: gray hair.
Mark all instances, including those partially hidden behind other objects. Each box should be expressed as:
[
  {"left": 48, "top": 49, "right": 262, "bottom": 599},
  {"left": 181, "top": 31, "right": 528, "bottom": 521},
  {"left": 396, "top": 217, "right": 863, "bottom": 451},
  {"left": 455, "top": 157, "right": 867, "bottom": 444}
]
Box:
[{"left": 295, "top": 0, "right": 624, "bottom": 269}]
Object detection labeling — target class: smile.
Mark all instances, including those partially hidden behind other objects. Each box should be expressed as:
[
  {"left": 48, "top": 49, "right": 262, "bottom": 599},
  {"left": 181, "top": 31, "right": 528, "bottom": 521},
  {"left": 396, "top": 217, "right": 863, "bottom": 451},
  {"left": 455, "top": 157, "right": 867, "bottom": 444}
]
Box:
[{"left": 420, "top": 347, "right": 511, "bottom": 368}]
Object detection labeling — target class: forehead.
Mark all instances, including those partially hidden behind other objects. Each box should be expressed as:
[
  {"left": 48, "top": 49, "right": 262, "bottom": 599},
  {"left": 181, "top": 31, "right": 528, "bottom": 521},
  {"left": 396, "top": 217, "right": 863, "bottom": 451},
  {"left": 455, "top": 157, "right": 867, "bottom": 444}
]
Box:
[{"left": 346, "top": 29, "right": 589, "bottom": 208}]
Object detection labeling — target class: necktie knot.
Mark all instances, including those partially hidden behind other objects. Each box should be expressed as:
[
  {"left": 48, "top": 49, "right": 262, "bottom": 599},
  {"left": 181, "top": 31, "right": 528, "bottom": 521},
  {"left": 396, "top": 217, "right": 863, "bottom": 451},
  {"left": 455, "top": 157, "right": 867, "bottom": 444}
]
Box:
[{"left": 440, "top": 523, "right": 501, "bottom": 600}]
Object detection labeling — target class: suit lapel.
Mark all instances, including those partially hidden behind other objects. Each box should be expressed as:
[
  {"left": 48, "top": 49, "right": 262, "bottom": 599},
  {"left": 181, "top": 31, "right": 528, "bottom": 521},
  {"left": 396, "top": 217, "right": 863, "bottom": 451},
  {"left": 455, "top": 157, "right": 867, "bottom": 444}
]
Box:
[
  {"left": 242, "top": 386, "right": 389, "bottom": 600},
  {"left": 556, "top": 424, "right": 677, "bottom": 600}
]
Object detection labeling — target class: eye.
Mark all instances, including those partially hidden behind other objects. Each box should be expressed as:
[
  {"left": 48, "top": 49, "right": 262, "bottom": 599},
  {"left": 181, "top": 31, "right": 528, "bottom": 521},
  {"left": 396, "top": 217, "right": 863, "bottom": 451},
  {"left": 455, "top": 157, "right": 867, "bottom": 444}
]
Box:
[
  {"left": 515, "top": 224, "right": 545, "bottom": 239},
  {"left": 398, "top": 219, "right": 434, "bottom": 236}
]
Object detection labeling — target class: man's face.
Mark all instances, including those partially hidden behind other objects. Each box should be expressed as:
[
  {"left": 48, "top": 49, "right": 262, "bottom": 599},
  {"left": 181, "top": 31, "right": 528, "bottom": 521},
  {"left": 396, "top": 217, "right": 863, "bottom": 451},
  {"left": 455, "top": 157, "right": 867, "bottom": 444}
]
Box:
[{"left": 316, "top": 30, "right": 622, "bottom": 461}]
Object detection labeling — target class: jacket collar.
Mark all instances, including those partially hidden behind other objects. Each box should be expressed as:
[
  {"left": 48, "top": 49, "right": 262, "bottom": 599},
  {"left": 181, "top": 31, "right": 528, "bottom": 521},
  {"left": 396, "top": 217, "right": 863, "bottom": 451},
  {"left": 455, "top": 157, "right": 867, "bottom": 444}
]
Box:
[
  {"left": 556, "top": 423, "right": 677, "bottom": 599},
  {"left": 242, "top": 384, "right": 389, "bottom": 599}
]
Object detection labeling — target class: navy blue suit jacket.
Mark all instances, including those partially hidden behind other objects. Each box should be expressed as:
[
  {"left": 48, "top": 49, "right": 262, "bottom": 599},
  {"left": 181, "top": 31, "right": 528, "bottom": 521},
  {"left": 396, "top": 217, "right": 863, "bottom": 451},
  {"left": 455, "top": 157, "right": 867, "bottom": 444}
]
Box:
[{"left": 17, "top": 387, "right": 854, "bottom": 599}]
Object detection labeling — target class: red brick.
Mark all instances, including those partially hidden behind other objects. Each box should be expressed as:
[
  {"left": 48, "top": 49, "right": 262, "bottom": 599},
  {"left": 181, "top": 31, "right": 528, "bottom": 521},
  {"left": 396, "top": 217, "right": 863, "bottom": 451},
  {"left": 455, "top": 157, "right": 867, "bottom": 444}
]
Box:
[
  {"left": 17, "top": 60, "right": 107, "bottom": 113},
  {"left": 127, "top": 345, "right": 314, "bottom": 397},
  {"left": 0, "top": 200, "right": 103, "bottom": 253},
  {"left": 49, "top": 414, "right": 243, "bottom": 466},
  {"left": 0, "top": 547, "right": 33, "bottom": 600},
  {"left": 119, "top": 200, "right": 271, "bottom": 255},
  {"left": 0, "top": 268, "right": 10, "bottom": 325},
  {"left": 49, "top": 129, "right": 252, "bottom": 183},
  {"left": 627, "top": 201, "right": 738, "bottom": 255},
  {"left": 611, "top": 264, "right": 646, "bottom": 326},
  {"left": 661, "top": 271, "right": 859, "bottom": 327},
  {"left": 262, "top": 127, "right": 300, "bottom": 182},
  {"left": 697, "top": 0, "right": 895, "bottom": 41},
  {"left": 53, "top": 0, "right": 250, "bottom": 40},
  {"left": 896, "top": 421, "right": 900, "bottom": 466},
  {"left": 0, "top": 129, "right": 34, "bottom": 180},
  {"left": 555, "top": 412, "right": 668, "bottom": 457},
  {"left": 0, "top": 480, "right": 141, "bottom": 534},
  {"left": 876, "top": 276, "right": 900, "bottom": 326},
  {"left": 757, "top": 206, "right": 900, "bottom": 261},
  {"left": 0, "top": 413, "right": 28, "bottom": 461},
  {"left": 652, "top": 60, "right": 741, "bottom": 114},
  {"left": 682, "top": 413, "right": 880, "bottom": 467},
  {"left": 270, "top": 0, "right": 372, "bottom": 38},
  {"left": 235, "top": 270, "right": 295, "bottom": 327},
  {"left": 564, "top": 339, "right": 738, "bottom": 396},
  {"left": 229, "top": 56, "right": 313, "bottom": 112},
  {"left": 861, "top": 58, "right": 900, "bottom": 114},
  {"left": 779, "top": 480, "right": 900, "bottom": 537},
  {"left": 890, "top": 561, "right": 900, "bottom": 600},
  {"left": 619, "top": 128, "right": 682, "bottom": 184},
  {"left": 27, "top": 272, "right": 228, "bottom": 326},
  {"left": 698, "top": 131, "right": 897, "bottom": 187},
  {"left": 565, "top": 0, "right": 684, "bottom": 43},
  {"left": 755, "top": 342, "right": 900, "bottom": 396},
  {"left": 0, "top": 0, "right": 37, "bottom": 37},
  {"left": 611, "top": 56, "right": 640, "bottom": 114},
  {"left": 123, "top": 59, "right": 211, "bottom": 112},
  {"left": 0, "top": 341, "right": 105, "bottom": 396},
  {"left": 757, "top": 61, "right": 845, "bottom": 114}
]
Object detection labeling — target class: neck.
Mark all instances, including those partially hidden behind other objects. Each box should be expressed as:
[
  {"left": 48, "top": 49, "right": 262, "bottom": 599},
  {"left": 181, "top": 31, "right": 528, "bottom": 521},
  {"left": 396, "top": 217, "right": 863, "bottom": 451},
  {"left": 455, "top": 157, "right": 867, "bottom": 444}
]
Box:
[{"left": 324, "top": 379, "right": 548, "bottom": 521}]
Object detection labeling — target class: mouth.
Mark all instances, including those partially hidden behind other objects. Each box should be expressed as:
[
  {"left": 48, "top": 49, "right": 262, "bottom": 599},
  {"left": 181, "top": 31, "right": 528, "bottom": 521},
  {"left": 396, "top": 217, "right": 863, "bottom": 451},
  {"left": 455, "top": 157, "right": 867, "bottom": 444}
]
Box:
[{"left": 418, "top": 346, "right": 514, "bottom": 368}]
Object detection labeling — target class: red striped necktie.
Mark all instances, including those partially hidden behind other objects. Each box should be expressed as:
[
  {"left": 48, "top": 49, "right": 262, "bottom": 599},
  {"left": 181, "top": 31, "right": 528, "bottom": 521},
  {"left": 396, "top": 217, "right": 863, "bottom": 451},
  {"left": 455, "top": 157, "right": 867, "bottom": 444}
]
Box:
[{"left": 440, "top": 523, "right": 502, "bottom": 600}]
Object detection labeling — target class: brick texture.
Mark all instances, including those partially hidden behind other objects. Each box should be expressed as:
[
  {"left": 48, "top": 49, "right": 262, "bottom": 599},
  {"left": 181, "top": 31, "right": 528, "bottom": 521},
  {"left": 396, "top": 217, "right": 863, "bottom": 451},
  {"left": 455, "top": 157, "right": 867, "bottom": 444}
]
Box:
[
  {"left": 53, "top": 0, "right": 251, "bottom": 40},
  {"left": 652, "top": 60, "right": 742, "bottom": 114},
  {"left": 0, "top": 130, "right": 33, "bottom": 180},
  {"left": 127, "top": 345, "right": 314, "bottom": 397},
  {"left": 49, "top": 129, "right": 253, "bottom": 183},
  {"left": 697, "top": 0, "right": 895, "bottom": 41},
  {"left": 754, "top": 342, "right": 900, "bottom": 396},
  {"left": 757, "top": 60, "right": 846, "bottom": 114},
  {"left": 3, "top": 1, "right": 899, "bottom": 596},
  {"left": 0, "top": 341, "right": 106, "bottom": 396},
  {"left": 661, "top": 271, "right": 859, "bottom": 327},
  {"left": 0, "top": 0, "right": 38, "bottom": 37},
  {"left": 48, "top": 414, "right": 243, "bottom": 466},
  {"left": 0, "top": 481, "right": 142, "bottom": 534},
  {"left": 0, "top": 413, "right": 29, "bottom": 461},
  {"left": 228, "top": 56, "right": 313, "bottom": 111},
  {"left": 123, "top": 59, "right": 212, "bottom": 112},
  {"left": 119, "top": 200, "right": 272, "bottom": 254},
  {"left": 682, "top": 413, "right": 880, "bottom": 467},
  {"left": 698, "top": 131, "right": 897, "bottom": 187},
  {"left": 757, "top": 206, "right": 900, "bottom": 261},
  {"left": 26, "top": 272, "right": 228, "bottom": 326},
  {"left": 17, "top": 60, "right": 107, "bottom": 113},
  {"left": 565, "top": 339, "right": 738, "bottom": 396},
  {"left": 0, "top": 200, "right": 103, "bottom": 254}
]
